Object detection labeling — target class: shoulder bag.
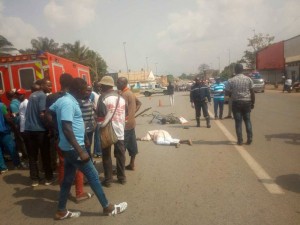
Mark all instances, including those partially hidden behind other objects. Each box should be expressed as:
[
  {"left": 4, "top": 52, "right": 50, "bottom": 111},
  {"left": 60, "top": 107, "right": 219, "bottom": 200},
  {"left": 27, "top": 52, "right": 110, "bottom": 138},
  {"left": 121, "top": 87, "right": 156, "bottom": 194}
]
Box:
[{"left": 100, "top": 95, "right": 120, "bottom": 149}]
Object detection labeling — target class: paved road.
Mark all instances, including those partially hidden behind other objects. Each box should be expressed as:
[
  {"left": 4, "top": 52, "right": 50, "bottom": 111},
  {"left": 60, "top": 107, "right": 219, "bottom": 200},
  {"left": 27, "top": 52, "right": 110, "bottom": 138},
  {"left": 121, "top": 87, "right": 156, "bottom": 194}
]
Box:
[{"left": 0, "top": 90, "right": 299, "bottom": 225}]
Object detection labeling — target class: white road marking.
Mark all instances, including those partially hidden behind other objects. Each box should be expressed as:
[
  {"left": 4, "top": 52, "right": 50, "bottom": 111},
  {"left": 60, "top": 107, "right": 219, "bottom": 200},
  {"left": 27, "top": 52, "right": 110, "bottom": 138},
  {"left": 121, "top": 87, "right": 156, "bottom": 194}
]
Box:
[{"left": 209, "top": 111, "right": 284, "bottom": 194}]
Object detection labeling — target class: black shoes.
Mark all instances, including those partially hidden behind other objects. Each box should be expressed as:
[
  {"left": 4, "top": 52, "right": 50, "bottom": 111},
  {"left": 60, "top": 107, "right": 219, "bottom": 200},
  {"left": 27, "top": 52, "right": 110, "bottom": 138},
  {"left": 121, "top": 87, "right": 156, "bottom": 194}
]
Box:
[
  {"left": 101, "top": 180, "right": 112, "bottom": 188},
  {"left": 237, "top": 140, "right": 252, "bottom": 145}
]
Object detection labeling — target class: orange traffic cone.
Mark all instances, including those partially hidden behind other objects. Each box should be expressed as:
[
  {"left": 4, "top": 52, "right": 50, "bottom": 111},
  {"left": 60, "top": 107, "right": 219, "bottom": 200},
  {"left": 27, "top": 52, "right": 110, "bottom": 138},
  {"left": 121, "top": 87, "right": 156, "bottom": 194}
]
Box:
[{"left": 159, "top": 99, "right": 163, "bottom": 107}]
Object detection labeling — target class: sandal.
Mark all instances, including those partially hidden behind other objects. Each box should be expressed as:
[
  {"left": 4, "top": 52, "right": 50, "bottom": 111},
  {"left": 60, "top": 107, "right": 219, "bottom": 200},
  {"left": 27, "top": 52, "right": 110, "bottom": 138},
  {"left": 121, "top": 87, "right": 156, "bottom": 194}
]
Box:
[
  {"left": 103, "top": 202, "right": 128, "bottom": 216},
  {"left": 54, "top": 210, "right": 81, "bottom": 220},
  {"left": 76, "top": 192, "right": 94, "bottom": 203},
  {"left": 125, "top": 165, "right": 135, "bottom": 171}
]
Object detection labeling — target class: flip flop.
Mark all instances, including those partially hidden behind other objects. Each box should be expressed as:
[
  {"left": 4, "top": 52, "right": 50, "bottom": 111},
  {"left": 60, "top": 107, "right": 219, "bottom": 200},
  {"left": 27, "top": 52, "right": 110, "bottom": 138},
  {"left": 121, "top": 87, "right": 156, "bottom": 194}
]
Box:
[
  {"left": 54, "top": 210, "right": 81, "bottom": 220},
  {"left": 76, "top": 192, "right": 94, "bottom": 203}
]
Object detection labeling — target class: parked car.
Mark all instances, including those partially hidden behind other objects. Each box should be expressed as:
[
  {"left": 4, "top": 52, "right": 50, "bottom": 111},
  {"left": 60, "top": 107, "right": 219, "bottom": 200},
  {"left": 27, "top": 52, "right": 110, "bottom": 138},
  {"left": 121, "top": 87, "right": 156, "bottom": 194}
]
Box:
[
  {"left": 140, "top": 84, "right": 168, "bottom": 96},
  {"left": 252, "top": 78, "right": 265, "bottom": 93}
]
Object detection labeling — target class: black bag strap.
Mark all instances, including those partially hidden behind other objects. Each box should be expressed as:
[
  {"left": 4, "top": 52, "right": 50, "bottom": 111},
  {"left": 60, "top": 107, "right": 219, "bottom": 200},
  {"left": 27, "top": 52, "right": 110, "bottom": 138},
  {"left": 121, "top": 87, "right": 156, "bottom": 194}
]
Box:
[{"left": 108, "top": 94, "right": 120, "bottom": 123}]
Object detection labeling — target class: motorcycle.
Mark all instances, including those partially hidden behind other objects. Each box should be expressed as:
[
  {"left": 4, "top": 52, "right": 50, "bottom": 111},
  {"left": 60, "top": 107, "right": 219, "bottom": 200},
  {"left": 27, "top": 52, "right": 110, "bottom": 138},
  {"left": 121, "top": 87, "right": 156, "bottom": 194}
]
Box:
[{"left": 283, "top": 84, "right": 292, "bottom": 93}]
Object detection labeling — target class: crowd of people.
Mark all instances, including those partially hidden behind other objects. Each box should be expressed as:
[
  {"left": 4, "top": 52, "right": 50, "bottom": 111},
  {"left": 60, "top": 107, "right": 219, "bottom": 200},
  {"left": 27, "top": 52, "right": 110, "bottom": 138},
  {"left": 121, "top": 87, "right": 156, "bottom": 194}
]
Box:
[
  {"left": 0, "top": 74, "right": 144, "bottom": 219},
  {"left": 190, "top": 63, "right": 255, "bottom": 146},
  {"left": 0, "top": 63, "right": 255, "bottom": 220}
]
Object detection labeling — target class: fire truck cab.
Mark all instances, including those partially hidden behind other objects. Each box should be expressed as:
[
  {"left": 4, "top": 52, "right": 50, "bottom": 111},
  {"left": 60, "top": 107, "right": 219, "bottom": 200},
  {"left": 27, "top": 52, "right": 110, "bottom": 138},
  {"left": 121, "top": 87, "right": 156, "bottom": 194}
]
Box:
[{"left": 0, "top": 52, "right": 91, "bottom": 105}]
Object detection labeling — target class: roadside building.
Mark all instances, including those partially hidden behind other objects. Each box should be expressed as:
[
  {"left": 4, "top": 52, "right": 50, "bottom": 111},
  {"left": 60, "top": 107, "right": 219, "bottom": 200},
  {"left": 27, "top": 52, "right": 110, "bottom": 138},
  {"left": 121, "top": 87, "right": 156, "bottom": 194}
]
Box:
[
  {"left": 256, "top": 34, "right": 300, "bottom": 84},
  {"left": 284, "top": 35, "right": 300, "bottom": 83},
  {"left": 256, "top": 41, "right": 285, "bottom": 84}
]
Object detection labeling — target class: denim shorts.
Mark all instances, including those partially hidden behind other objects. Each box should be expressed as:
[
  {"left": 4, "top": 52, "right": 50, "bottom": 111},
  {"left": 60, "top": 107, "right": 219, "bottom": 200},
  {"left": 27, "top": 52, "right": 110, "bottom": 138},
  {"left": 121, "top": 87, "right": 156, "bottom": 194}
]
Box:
[{"left": 124, "top": 129, "right": 138, "bottom": 156}]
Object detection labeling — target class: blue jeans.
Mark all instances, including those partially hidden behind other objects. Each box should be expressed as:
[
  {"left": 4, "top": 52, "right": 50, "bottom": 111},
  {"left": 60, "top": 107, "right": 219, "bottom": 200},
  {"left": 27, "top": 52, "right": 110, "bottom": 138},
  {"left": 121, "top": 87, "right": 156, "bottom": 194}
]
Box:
[
  {"left": 232, "top": 101, "right": 253, "bottom": 142},
  {"left": 93, "top": 124, "right": 102, "bottom": 156},
  {"left": 58, "top": 146, "right": 109, "bottom": 211},
  {"left": 0, "top": 131, "right": 20, "bottom": 170},
  {"left": 213, "top": 99, "right": 224, "bottom": 118}
]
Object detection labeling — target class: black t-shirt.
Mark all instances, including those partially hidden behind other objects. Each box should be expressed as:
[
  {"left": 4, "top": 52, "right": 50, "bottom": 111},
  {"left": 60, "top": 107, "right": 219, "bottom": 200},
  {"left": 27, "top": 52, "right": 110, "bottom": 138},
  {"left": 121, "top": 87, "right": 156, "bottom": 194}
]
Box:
[
  {"left": 46, "top": 92, "right": 66, "bottom": 109},
  {"left": 167, "top": 84, "right": 174, "bottom": 95}
]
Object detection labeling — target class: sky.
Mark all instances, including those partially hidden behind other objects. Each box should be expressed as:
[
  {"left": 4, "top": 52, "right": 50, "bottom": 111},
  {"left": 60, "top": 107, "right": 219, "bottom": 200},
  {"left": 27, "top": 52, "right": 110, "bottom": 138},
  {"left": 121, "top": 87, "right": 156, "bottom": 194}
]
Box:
[{"left": 1, "top": 0, "right": 300, "bottom": 76}]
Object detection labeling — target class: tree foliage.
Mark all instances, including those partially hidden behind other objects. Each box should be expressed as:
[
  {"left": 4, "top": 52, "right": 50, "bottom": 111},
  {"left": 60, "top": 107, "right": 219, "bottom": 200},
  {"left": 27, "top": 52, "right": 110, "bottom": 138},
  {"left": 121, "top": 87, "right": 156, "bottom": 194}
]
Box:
[
  {"left": 198, "top": 63, "right": 210, "bottom": 74},
  {"left": 0, "top": 35, "right": 18, "bottom": 56},
  {"left": 31, "top": 37, "right": 61, "bottom": 54},
  {"left": 220, "top": 63, "right": 236, "bottom": 80},
  {"left": 17, "top": 37, "right": 108, "bottom": 82},
  {"left": 241, "top": 33, "right": 274, "bottom": 69}
]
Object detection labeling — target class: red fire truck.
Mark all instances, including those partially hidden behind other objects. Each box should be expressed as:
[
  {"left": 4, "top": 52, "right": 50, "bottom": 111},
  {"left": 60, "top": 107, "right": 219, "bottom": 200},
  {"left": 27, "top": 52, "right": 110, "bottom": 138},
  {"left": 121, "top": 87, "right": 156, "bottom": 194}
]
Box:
[{"left": 0, "top": 52, "right": 91, "bottom": 105}]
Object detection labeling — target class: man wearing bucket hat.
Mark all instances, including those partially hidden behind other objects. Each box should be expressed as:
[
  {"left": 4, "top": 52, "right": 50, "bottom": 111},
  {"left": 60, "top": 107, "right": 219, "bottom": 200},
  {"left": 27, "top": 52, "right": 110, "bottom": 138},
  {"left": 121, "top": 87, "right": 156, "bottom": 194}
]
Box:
[{"left": 96, "top": 76, "right": 127, "bottom": 187}]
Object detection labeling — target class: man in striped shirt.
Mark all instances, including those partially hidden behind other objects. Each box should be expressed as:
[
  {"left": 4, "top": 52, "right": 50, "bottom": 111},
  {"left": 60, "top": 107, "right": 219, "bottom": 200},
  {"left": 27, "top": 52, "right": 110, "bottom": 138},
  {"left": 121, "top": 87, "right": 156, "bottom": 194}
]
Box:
[
  {"left": 211, "top": 77, "right": 225, "bottom": 120},
  {"left": 79, "top": 86, "right": 95, "bottom": 157}
]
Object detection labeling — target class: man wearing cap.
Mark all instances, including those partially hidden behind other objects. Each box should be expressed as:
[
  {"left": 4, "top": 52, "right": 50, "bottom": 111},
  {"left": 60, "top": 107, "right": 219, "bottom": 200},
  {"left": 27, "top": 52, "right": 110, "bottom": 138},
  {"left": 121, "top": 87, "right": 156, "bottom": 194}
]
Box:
[
  {"left": 225, "top": 63, "right": 255, "bottom": 145},
  {"left": 96, "top": 76, "right": 127, "bottom": 187},
  {"left": 6, "top": 90, "right": 20, "bottom": 120},
  {"left": 15, "top": 88, "right": 29, "bottom": 160}
]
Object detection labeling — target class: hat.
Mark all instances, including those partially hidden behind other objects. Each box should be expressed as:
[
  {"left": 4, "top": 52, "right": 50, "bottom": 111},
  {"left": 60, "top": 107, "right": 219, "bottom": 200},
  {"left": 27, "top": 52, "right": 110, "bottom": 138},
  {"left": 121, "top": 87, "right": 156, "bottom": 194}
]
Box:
[
  {"left": 99, "top": 76, "right": 114, "bottom": 87},
  {"left": 16, "top": 88, "right": 26, "bottom": 95}
]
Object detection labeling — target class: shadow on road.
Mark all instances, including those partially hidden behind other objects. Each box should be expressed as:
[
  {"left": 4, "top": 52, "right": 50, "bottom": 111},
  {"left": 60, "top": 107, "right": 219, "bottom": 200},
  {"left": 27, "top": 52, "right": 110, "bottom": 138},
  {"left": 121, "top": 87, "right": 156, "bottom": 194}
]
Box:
[
  {"left": 12, "top": 187, "right": 59, "bottom": 201},
  {"left": 265, "top": 133, "right": 300, "bottom": 145},
  {"left": 15, "top": 198, "right": 57, "bottom": 219},
  {"left": 3, "top": 173, "right": 31, "bottom": 186},
  {"left": 275, "top": 174, "right": 300, "bottom": 193},
  {"left": 192, "top": 140, "right": 233, "bottom": 145}
]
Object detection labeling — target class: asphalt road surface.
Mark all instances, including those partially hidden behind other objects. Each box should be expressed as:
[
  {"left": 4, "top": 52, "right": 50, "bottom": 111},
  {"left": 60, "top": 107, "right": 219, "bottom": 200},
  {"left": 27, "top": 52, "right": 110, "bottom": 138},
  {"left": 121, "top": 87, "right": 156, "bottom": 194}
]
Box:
[{"left": 0, "top": 90, "right": 299, "bottom": 225}]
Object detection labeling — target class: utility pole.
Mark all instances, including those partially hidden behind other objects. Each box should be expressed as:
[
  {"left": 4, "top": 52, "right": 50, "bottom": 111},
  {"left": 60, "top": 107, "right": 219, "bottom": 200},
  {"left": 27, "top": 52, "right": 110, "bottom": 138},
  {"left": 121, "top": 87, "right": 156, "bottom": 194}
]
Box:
[
  {"left": 228, "top": 49, "right": 231, "bottom": 75},
  {"left": 146, "top": 57, "right": 149, "bottom": 72},
  {"left": 123, "top": 42, "right": 129, "bottom": 74}
]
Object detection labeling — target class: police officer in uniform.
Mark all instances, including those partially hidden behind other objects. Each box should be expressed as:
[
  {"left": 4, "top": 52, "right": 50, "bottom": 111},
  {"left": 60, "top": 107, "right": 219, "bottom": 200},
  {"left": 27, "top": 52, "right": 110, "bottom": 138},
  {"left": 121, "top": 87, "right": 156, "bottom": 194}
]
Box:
[{"left": 190, "top": 78, "right": 211, "bottom": 128}]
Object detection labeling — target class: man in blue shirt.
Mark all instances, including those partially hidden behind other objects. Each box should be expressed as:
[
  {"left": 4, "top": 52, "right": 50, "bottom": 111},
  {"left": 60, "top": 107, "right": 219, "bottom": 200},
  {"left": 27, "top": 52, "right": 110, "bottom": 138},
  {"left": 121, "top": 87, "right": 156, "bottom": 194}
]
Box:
[
  {"left": 211, "top": 77, "right": 225, "bottom": 120},
  {"left": 50, "top": 78, "right": 127, "bottom": 220},
  {"left": 25, "top": 78, "right": 54, "bottom": 187}
]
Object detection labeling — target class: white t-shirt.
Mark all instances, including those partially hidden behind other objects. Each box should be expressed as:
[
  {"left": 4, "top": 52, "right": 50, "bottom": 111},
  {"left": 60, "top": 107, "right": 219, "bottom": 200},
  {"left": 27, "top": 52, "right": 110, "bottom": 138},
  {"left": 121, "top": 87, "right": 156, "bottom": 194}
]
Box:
[
  {"left": 141, "top": 130, "right": 180, "bottom": 145},
  {"left": 19, "top": 99, "right": 28, "bottom": 132},
  {"left": 285, "top": 79, "right": 292, "bottom": 86},
  {"left": 98, "top": 94, "right": 126, "bottom": 140}
]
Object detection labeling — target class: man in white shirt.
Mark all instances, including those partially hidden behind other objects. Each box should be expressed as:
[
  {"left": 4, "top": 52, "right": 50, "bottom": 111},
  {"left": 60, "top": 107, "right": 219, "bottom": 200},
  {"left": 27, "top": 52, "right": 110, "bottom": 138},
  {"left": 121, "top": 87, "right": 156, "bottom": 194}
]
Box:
[{"left": 96, "top": 76, "right": 127, "bottom": 187}]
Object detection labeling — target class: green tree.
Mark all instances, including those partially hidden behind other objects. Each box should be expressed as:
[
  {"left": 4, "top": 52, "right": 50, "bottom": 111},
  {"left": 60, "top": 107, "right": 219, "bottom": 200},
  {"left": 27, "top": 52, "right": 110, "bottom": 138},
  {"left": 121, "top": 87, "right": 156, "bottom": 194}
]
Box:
[
  {"left": 0, "top": 35, "right": 18, "bottom": 56},
  {"left": 167, "top": 74, "right": 174, "bottom": 82},
  {"left": 179, "top": 73, "right": 187, "bottom": 79},
  {"left": 85, "top": 50, "right": 107, "bottom": 81},
  {"left": 30, "top": 37, "right": 60, "bottom": 54},
  {"left": 61, "top": 40, "right": 90, "bottom": 64},
  {"left": 241, "top": 33, "right": 274, "bottom": 69},
  {"left": 61, "top": 41, "right": 107, "bottom": 82},
  {"left": 220, "top": 63, "right": 236, "bottom": 80}
]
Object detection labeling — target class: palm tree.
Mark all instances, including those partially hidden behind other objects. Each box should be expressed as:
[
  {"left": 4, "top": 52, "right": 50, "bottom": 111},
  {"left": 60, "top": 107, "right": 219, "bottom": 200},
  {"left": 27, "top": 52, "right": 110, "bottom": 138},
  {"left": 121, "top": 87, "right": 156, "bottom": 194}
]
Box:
[
  {"left": 85, "top": 50, "right": 108, "bottom": 81},
  {"left": 0, "top": 35, "right": 18, "bottom": 56},
  {"left": 61, "top": 40, "right": 90, "bottom": 64},
  {"left": 31, "top": 37, "right": 60, "bottom": 54}
]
